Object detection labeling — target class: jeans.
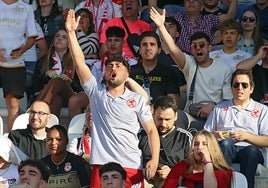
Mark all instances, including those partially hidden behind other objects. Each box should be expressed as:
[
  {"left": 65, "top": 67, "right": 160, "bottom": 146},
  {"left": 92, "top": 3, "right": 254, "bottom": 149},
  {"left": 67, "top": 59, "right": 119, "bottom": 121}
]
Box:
[{"left": 219, "top": 138, "right": 264, "bottom": 188}]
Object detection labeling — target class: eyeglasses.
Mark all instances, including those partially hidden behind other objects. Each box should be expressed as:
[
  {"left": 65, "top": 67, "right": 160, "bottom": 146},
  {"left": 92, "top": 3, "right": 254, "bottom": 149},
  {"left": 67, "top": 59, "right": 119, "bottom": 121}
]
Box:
[
  {"left": 232, "top": 82, "right": 249, "bottom": 89},
  {"left": 191, "top": 42, "right": 207, "bottom": 50},
  {"left": 241, "top": 16, "right": 256, "bottom": 23},
  {"left": 28, "top": 110, "right": 50, "bottom": 116}
]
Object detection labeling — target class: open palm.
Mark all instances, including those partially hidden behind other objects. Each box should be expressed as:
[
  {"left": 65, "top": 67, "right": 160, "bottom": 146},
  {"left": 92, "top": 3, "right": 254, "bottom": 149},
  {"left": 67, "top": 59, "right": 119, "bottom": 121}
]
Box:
[{"left": 65, "top": 9, "right": 80, "bottom": 32}]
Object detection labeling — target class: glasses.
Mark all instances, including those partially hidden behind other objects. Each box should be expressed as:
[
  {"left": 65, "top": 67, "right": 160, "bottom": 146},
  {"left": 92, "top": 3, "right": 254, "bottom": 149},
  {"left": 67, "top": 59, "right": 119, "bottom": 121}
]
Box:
[
  {"left": 232, "top": 82, "right": 249, "bottom": 89},
  {"left": 241, "top": 16, "right": 256, "bottom": 23},
  {"left": 28, "top": 110, "right": 50, "bottom": 116},
  {"left": 191, "top": 42, "right": 207, "bottom": 50}
]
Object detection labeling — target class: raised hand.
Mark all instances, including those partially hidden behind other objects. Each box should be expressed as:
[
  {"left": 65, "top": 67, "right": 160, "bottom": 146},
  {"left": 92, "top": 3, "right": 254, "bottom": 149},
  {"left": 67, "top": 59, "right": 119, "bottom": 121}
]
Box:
[
  {"left": 65, "top": 9, "right": 80, "bottom": 33},
  {"left": 150, "top": 7, "right": 166, "bottom": 28}
]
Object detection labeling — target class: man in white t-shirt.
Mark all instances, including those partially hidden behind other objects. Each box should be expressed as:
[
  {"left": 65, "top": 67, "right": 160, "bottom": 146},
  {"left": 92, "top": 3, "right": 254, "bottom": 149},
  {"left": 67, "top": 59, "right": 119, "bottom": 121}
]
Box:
[
  {"left": 66, "top": 9, "right": 160, "bottom": 188},
  {"left": 210, "top": 19, "right": 251, "bottom": 69}
]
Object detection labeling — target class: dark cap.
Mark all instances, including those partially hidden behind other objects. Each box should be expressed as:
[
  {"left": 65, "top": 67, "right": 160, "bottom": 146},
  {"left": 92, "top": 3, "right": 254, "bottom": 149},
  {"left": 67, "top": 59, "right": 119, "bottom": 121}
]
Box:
[{"left": 105, "top": 55, "right": 130, "bottom": 72}]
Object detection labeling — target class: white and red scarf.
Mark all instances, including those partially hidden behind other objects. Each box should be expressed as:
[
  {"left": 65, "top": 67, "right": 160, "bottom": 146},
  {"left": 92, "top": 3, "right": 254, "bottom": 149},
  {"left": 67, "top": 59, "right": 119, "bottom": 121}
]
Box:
[
  {"left": 84, "top": 0, "right": 115, "bottom": 36},
  {"left": 51, "top": 52, "right": 62, "bottom": 75}
]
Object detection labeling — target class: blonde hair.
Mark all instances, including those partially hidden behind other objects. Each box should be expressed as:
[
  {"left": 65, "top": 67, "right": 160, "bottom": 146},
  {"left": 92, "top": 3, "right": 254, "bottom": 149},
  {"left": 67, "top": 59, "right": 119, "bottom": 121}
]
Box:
[{"left": 187, "top": 130, "right": 232, "bottom": 173}]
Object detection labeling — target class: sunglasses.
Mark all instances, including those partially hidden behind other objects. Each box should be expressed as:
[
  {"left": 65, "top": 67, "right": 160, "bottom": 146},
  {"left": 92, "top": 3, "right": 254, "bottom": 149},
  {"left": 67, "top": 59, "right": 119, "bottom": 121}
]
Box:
[
  {"left": 191, "top": 42, "right": 207, "bottom": 50},
  {"left": 232, "top": 82, "right": 249, "bottom": 89},
  {"left": 241, "top": 16, "right": 256, "bottom": 23}
]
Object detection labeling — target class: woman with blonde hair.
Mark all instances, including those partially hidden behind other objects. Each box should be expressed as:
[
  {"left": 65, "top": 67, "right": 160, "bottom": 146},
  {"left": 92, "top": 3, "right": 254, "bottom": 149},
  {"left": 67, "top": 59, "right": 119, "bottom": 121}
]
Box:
[{"left": 163, "top": 130, "right": 232, "bottom": 188}]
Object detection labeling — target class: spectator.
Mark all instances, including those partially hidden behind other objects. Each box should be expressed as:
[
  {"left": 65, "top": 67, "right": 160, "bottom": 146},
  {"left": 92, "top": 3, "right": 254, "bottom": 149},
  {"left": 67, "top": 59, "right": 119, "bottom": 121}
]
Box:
[
  {"left": 139, "top": 96, "right": 192, "bottom": 187},
  {"left": 100, "top": 162, "right": 127, "bottom": 188},
  {"left": 99, "top": 0, "right": 153, "bottom": 59},
  {"left": 66, "top": 9, "right": 160, "bottom": 187},
  {"left": 0, "top": 136, "right": 28, "bottom": 188},
  {"left": 67, "top": 106, "right": 92, "bottom": 163},
  {"left": 237, "top": 8, "right": 263, "bottom": 56},
  {"left": 41, "top": 125, "right": 91, "bottom": 187},
  {"left": 8, "top": 100, "right": 51, "bottom": 160},
  {"left": 158, "top": 16, "right": 186, "bottom": 109},
  {"left": 204, "top": 69, "right": 268, "bottom": 188},
  {"left": 236, "top": 45, "right": 268, "bottom": 105},
  {"left": 30, "top": 29, "right": 82, "bottom": 117},
  {"left": 130, "top": 31, "right": 180, "bottom": 107},
  {"left": 210, "top": 19, "right": 251, "bottom": 69},
  {"left": 0, "top": 0, "right": 37, "bottom": 131},
  {"left": 75, "top": 8, "right": 99, "bottom": 60},
  {"left": 14, "top": 159, "right": 51, "bottom": 188},
  {"left": 34, "top": 0, "right": 64, "bottom": 45},
  {"left": 162, "top": 130, "right": 232, "bottom": 187},
  {"left": 150, "top": 8, "right": 233, "bottom": 131},
  {"left": 236, "top": 0, "right": 268, "bottom": 42},
  {"left": 75, "top": 0, "right": 122, "bottom": 36}
]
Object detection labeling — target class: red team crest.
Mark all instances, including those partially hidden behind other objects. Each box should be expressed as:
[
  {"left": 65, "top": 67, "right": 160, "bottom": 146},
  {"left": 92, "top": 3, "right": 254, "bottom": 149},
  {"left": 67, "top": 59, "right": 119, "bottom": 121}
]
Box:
[
  {"left": 127, "top": 98, "right": 136, "bottom": 108},
  {"left": 251, "top": 109, "right": 260, "bottom": 118}
]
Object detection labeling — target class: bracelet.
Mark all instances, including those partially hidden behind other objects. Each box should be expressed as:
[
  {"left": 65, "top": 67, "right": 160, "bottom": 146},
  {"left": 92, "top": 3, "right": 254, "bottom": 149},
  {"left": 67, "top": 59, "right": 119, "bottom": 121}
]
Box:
[{"left": 204, "top": 161, "right": 213, "bottom": 165}]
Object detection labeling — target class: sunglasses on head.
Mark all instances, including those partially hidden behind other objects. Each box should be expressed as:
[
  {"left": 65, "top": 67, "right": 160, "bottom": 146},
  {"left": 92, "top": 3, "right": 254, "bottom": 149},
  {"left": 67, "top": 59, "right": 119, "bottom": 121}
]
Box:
[
  {"left": 232, "top": 82, "right": 249, "bottom": 89},
  {"left": 241, "top": 16, "right": 256, "bottom": 23},
  {"left": 191, "top": 42, "right": 207, "bottom": 50}
]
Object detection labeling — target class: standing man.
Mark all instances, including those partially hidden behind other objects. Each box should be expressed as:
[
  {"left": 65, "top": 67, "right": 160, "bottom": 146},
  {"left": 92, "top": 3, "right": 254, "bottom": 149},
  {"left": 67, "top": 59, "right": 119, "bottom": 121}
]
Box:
[
  {"left": 0, "top": 0, "right": 37, "bottom": 131},
  {"left": 139, "top": 96, "right": 192, "bottom": 187},
  {"left": 150, "top": 8, "right": 233, "bottom": 131},
  {"left": 8, "top": 101, "right": 51, "bottom": 160},
  {"left": 130, "top": 31, "right": 180, "bottom": 107},
  {"left": 66, "top": 9, "right": 160, "bottom": 188},
  {"left": 99, "top": 0, "right": 152, "bottom": 58},
  {"left": 204, "top": 69, "right": 268, "bottom": 188}
]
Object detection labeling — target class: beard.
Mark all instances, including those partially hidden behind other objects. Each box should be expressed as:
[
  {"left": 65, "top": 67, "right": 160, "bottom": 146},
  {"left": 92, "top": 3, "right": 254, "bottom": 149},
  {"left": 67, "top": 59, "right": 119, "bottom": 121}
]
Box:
[{"left": 107, "top": 78, "right": 125, "bottom": 88}]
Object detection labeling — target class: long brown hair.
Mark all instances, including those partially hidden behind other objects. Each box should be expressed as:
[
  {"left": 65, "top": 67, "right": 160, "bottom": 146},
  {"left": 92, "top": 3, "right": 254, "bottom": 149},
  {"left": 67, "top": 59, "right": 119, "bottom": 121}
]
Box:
[
  {"left": 41, "top": 29, "right": 74, "bottom": 78},
  {"left": 187, "top": 130, "right": 232, "bottom": 173}
]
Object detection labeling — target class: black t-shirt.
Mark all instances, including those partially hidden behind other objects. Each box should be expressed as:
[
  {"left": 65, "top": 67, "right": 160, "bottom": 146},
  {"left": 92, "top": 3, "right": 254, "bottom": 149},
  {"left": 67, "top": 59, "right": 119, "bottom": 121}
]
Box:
[
  {"left": 140, "top": 0, "right": 184, "bottom": 8},
  {"left": 130, "top": 63, "right": 180, "bottom": 104},
  {"left": 251, "top": 64, "right": 268, "bottom": 105}
]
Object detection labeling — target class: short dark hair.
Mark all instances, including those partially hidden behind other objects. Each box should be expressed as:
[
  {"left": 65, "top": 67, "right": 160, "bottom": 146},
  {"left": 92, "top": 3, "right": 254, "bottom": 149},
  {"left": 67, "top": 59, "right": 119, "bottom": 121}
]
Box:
[
  {"left": 190, "top": 31, "right": 211, "bottom": 44},
  {"left": 165, "top": 16, "right": 181, "bottom": 33},
  {"left": 106, "top": 26, "right": 125, "bottom": 38},
  {"left": 139, "top": 31, "right": 161, "bottom": 47},
  {"left": 47, "top": 125, "right": 69, "bottom": 143},
  {"left": 99, "top": 162, "right": 127, "bottom": 180},
  {"left": 220, "top": 19, "right": 242, "bottom": 35},
  {"left": 231, "top": 69, "right": 255, "bottom": 88},
  {"left": 153, "top": 96, "right": 178, "bottom": 112},
  {"left": 19, "top": 159, "right": 51, "bottom": 181},
  {"left": 105, "top": 55, "right": 130, "bottom": 72}
]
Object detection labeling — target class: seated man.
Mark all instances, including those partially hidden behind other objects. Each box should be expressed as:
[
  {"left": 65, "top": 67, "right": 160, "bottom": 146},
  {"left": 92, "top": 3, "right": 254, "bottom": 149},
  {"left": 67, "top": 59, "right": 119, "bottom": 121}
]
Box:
[
  {"left": 99, "top": 162, "right": 127, "bottom": 188},
  {"left": 8, "top": 100, "right": 51, "bottom": 159},
  {"left": 14, "top": 159, "right": 51, "bottom": 188},
  {"left": 204, "top": 69, "right": 268, "bottom": 188},
  {"left": 139, "top": 96, "right": 192, "bottom": 187}
]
